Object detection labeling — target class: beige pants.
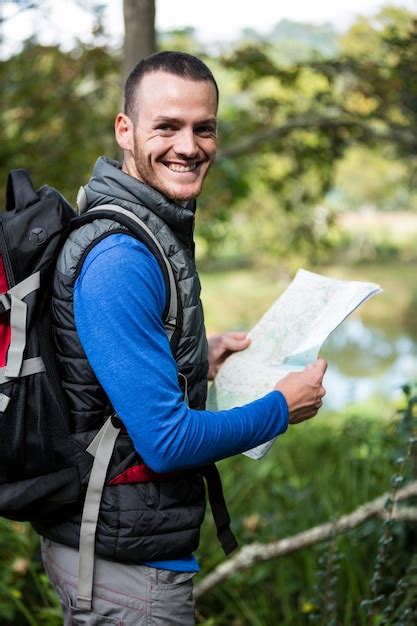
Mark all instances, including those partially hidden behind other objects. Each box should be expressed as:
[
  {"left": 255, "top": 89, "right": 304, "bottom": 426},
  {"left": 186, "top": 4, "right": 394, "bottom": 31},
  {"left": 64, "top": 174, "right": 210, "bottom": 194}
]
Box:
[{"left": 41, "top": 538, "right": 196, "bottom": 625}]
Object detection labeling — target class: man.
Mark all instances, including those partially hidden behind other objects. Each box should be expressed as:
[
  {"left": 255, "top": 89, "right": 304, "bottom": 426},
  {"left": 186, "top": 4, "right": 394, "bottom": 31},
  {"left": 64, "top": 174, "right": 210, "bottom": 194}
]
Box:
[{"left": 40, "top": 51, "right": 326, "bottom": 625}]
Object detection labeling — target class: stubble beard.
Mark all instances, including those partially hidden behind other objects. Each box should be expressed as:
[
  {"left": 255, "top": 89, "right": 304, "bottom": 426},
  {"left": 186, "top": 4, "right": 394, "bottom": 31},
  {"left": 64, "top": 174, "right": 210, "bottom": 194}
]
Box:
[{"left": 131, "top": 143, "right": 209, "bottom": 203}]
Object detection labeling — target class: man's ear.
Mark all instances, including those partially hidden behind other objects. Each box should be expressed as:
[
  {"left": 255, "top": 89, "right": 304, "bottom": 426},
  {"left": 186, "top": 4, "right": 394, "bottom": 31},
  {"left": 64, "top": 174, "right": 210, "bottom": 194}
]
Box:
[{"left": 115, "top": 113, "right": 134, "bottom": 151}]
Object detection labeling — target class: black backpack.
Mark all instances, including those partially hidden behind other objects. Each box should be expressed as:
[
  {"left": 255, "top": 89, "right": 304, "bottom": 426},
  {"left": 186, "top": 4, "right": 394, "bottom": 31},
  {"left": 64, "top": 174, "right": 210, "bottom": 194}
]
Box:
[{"left": 0, "top": 169, "right": 80, "bottom": 521}]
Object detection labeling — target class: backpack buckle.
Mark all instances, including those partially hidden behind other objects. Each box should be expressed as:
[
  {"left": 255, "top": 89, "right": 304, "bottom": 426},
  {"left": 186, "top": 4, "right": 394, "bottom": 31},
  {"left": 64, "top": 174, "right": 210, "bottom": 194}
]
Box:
[{"left": 0, "top": 293, "right": 11, "bottom": 314}]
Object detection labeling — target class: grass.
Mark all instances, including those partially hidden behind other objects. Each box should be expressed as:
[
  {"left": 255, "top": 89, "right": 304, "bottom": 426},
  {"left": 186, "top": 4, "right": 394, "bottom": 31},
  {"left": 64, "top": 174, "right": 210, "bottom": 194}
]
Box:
[
  {"left": 195, "top": 406, "right": 414, "bottom": 625},
  {"left": 200, "top": 261, "right": 417, "bottom": 336},
  {"left": 200, "top": 265, "right": 289, "bottom": 334}
]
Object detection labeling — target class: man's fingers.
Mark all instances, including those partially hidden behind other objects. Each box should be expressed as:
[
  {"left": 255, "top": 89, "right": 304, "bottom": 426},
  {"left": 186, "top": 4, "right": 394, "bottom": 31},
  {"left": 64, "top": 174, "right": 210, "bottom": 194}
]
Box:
[
  {"left": 289, "top": 406, "right": 319, "bottom": 424},
  {"left": 223, "top": 333, "right": 251, "bottom": 351},
  {"left": 315, "top": 386, "right": 326, "bottom": 408}
]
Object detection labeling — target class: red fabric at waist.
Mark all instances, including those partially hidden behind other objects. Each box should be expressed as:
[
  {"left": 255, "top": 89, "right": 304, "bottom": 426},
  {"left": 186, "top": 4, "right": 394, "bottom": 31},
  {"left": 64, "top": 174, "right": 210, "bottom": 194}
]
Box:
[
  {"left": 107, "top": 464, "right": 183, "bottom": 485},
  {"left": 0, "top": 255, "right": 10, "bottom": 368}
]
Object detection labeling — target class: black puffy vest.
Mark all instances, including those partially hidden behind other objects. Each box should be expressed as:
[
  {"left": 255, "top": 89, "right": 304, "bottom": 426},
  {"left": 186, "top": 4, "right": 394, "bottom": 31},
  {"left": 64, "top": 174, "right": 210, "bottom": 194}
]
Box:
[{"left": 36, "top": 157, "right": 214, "bottom": 562}]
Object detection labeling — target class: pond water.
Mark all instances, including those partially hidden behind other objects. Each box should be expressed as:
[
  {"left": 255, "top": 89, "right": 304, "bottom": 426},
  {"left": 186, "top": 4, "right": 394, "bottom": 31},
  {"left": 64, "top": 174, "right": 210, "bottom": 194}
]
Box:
[{"left": 321, "top": 316, "right": 417, "bottom": 409}]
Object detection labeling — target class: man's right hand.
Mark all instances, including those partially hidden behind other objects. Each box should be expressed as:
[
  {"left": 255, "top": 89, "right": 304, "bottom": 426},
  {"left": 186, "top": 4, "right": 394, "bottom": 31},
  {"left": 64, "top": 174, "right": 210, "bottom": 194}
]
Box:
[{"left": 275, "top": 357, "right": 327, "bottom": 424}]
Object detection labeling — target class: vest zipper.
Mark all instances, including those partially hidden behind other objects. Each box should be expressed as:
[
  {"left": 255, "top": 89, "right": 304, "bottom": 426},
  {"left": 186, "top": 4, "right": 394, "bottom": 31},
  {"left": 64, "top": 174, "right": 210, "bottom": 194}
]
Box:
[{"left": 178, "top": 372, "right": 189, "bottom": 406}]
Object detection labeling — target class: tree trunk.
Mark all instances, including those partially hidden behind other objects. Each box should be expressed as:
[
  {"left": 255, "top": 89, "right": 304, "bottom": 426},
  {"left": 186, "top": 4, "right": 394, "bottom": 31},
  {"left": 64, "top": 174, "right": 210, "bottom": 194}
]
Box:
[{"left": 122, "top": 0, "right": 156, "bottom": 85}]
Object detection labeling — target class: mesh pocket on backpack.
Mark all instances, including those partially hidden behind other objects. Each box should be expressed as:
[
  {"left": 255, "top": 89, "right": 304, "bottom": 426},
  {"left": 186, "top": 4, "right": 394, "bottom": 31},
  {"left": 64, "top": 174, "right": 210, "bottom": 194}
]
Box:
[{"left": 0, "top": 371, "right": 73, "bottom": 482}]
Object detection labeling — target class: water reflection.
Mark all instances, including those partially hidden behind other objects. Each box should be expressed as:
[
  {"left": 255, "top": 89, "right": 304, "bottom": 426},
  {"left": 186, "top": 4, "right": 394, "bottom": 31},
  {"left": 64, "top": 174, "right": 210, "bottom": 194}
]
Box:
[{"left": 321, "top": 318, "right": 417, "bottom": 409}]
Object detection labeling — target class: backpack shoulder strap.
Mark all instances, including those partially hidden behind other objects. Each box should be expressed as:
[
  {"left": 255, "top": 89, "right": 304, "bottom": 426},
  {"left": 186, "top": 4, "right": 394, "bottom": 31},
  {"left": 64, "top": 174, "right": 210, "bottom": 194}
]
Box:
[
  {"left": 88, "top": 205, "right": 178, "bottom": 342},
  {"left": 73, "top": 205, "right": 181, "bottom": 351}
]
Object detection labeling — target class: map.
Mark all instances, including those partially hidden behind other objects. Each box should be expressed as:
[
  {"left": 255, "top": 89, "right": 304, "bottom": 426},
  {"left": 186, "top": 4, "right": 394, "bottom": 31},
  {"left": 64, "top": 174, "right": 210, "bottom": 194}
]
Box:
[{"left": 207, "top": 269, "right": 382, "bottom": 460}]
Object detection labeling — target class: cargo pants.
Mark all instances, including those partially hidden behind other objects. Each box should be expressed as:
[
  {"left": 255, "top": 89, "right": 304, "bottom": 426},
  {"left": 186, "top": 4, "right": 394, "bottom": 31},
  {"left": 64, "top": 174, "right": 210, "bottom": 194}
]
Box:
[{"left": 41, "top": 538, "right": 196, "bottom": 625}]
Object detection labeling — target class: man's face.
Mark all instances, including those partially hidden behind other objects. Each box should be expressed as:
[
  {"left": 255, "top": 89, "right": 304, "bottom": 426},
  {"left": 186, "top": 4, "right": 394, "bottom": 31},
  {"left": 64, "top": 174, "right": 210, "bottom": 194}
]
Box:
[{"left": 121, "top": 71, "right": 218, "bottom": 202}]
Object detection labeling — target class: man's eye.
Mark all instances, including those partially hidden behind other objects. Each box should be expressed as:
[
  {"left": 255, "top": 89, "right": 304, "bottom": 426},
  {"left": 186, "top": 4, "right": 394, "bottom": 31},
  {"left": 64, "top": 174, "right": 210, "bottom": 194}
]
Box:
[
  {"left": 196, "top": 126, "right": 216, "bottom": 137},
  {"left": 156, "top": 124, "right": 175, "bottom": 132}
]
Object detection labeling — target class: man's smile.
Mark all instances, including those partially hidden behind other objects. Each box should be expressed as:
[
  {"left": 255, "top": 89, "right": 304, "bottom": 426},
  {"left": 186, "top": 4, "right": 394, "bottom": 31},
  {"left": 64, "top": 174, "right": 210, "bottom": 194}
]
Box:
[{"left": 164, "top": 162, "right": 200, "bottom": 173}]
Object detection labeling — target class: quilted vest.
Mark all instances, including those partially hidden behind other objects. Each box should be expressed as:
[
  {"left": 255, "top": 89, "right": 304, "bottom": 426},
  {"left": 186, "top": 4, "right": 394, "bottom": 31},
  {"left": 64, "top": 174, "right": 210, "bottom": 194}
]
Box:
[{"left": 35, "top": 157, "right": 214, "bottom": 562}]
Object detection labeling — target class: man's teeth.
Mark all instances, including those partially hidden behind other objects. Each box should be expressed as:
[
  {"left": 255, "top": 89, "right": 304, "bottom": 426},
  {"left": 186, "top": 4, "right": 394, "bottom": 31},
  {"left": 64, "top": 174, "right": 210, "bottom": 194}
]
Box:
[{"left": 166, "top": 163, "right": 197, "bottom": 173}]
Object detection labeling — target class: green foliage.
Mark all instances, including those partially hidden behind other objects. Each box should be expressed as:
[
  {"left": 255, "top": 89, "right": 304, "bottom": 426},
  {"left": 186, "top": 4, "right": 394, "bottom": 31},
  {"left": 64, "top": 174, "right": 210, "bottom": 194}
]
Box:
[
  {"left": 332, "top": 146, "right": 417, "bottom": 212},
  {"left": 195, "top": 390, "right": 417, "bottom": 625},
  {"left": 194, "top": 7, "right": 417, "bottom": 264},
  {"left": 195, "top": 409, "right": 393, "bottom": 624},
  {"left": 358, "top": 383, "right": 417, "bottom": 624},
  {"left": 0, "top": 40, "right": 120, "bottom": 204},
  {"left": 403, "top": 288, "right": 417, "bottom": 339},
  {"left": 2, "top": 7, "right": 417, "bottom": 268},
  {"left": 0, "top": 520, "right": 60, "bottom": 625}
]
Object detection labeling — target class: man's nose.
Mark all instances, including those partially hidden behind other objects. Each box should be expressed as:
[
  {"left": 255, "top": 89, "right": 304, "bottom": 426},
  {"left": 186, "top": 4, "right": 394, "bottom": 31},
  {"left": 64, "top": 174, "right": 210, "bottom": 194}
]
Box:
[{"left": 174, "top": 129, "right": 198, "bottom": 158}]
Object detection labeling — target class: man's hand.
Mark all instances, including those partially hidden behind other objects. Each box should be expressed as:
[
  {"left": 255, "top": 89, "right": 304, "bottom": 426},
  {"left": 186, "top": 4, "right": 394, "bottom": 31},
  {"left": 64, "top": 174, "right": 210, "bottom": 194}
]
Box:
[
  {"left": 208, "top": 332, "right": 251, "bottom": 381},
  {"left": 275, "top": 357, "right": 327, "bottom": 424}
]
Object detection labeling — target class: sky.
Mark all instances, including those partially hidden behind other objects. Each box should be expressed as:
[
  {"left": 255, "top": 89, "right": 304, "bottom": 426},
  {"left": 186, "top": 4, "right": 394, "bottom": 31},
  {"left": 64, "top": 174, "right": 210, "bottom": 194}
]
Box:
[{"left": 1, "top": 0, "right": 417, "bottom": 57}]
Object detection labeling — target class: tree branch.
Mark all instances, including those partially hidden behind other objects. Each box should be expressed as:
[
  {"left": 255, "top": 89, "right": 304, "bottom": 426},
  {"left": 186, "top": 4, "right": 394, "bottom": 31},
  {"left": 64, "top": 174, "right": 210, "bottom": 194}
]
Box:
[
  {"left": 194, "top": 480, "right": 417, "bottom": 599},
  {"left": 218, "top": 116, "right": 416, "bottom": 159},
  {"left": 386, "top": 506, "right": 417, "bottom": 522}
]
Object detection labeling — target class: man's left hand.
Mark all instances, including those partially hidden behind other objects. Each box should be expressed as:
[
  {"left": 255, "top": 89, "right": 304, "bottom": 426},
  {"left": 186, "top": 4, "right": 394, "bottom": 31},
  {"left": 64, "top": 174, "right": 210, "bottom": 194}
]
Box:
[{"left": 207, "top": 332, "right": 251, "bottom": 381}]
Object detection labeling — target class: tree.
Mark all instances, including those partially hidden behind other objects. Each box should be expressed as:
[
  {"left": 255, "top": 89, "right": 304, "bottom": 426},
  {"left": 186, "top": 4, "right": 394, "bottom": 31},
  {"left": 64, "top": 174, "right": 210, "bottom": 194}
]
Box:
[{"left": 122, "top": 0, "right": 156, "bottom": 83}]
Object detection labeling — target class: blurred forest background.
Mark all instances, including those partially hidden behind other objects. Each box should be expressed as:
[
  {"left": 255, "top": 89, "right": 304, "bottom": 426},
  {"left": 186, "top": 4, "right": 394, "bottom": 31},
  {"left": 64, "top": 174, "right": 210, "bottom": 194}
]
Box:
[{"left": 1, "top": 1, "right": 417, "bottom": 624}]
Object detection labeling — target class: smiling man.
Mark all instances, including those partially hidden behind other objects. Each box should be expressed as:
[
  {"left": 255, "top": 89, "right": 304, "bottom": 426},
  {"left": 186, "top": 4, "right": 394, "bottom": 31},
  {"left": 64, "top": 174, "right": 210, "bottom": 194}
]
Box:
[
  {"left": 39, "top": 52, "right": 327, "bottom": 625},
  {"left": 119, "top": 68, "right": 218, "bottom": 201}
]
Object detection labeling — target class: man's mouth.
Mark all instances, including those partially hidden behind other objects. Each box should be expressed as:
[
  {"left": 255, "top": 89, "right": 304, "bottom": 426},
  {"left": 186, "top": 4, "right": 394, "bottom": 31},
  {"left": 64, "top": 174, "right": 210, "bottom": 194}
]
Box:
[{"left": 164, "top": 162, "right": 200, "bottom": 173}]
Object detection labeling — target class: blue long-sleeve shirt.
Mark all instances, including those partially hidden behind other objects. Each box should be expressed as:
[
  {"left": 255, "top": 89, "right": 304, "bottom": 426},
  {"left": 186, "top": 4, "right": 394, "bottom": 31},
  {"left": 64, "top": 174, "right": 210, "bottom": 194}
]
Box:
[{"left": 73, "top": 233, "right": 289, "bottom": 571}]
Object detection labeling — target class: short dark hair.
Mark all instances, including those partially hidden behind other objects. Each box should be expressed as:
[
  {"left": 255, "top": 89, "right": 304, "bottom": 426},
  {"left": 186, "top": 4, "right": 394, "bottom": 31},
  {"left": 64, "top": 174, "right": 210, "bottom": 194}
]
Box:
[{"left": 124, "top": 51, "right": 219, "bottom": 119}]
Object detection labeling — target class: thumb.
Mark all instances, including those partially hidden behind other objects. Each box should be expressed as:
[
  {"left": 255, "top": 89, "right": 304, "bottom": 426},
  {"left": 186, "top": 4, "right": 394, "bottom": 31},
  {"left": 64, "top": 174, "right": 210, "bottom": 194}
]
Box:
[{"left": 315, "top": 356, "right": 328, "bottom": 374}]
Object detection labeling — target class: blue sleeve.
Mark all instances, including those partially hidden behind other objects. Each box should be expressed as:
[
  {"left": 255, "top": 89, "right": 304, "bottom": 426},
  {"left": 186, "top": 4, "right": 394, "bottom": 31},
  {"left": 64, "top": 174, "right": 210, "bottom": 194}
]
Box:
[{"left": 74, "top": 233, "right": 289, "bottom": 473}]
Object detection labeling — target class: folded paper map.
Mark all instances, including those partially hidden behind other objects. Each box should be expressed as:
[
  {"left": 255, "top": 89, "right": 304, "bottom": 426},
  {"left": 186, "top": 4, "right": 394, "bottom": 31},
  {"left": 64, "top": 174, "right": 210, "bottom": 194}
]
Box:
[{"left": 207, "top": 269, "right": 382, "bottom": 460}]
